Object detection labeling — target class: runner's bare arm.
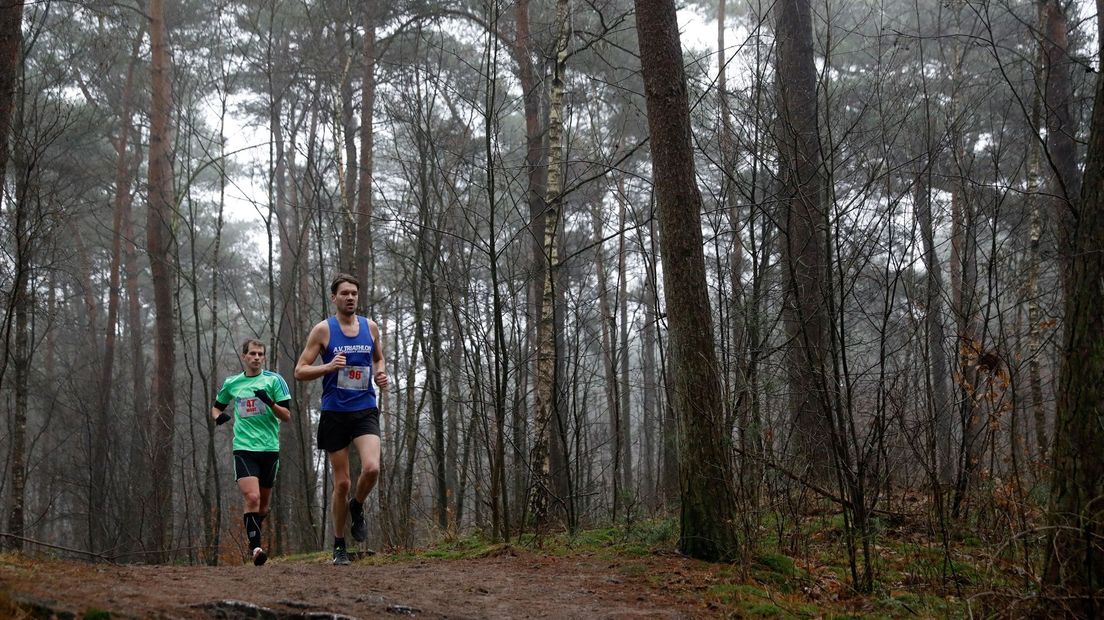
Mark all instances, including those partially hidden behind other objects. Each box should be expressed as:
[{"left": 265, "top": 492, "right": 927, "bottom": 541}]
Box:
[
  {"left": 294, "top": 321, "right": 342, "bottom": 381},
  {"left": 370, "top": 319, "right": 389, "bottom": 391}
]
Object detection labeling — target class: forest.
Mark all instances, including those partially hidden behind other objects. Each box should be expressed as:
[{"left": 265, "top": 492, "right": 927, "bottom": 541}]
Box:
[{"left": 1, "top": 0, "right": 1102, "bottom": 616}]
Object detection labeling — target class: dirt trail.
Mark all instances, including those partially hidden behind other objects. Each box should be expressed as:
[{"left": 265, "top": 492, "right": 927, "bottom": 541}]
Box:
[{"left": 0, "top": 550, "right": 708, "bottom": 618}]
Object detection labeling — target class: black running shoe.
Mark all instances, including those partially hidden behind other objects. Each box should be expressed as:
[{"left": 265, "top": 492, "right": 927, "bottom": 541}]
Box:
[
  {"left": 333, "top": 547, "right": 350, "bottom": 566},
  {"left": 349, "top": 498, "right": 367, "bottom": 542},
  {"left": 252, "top": 547, "right": 268, "bottom": 566}
]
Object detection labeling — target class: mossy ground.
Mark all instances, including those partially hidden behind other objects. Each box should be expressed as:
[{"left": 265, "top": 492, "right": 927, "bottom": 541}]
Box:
[{"left": 363, "top": 513, "right": 1030, "bottom": 618}]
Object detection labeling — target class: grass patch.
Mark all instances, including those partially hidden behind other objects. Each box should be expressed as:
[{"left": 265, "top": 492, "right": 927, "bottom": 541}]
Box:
[
  {"left": 707, "top": 583, "right": 771, "bottom": 605},
  {"left": 420, "top": 535, "right": 504, "bottom": 560},
  {"left": 878, "top": 591, "right": 956, "bottom": 617},
  {"left": 753, "top": 553, "right": 807, "bottom": 593},
  {"left": 738, "top": 600, "right": 785, "bottom": 617}
]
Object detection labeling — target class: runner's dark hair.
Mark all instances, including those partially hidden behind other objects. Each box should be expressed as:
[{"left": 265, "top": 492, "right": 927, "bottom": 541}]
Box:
[
  {"left": 241, "top": 338, "right": 266, "bottom": 355},
  {"left": 330, "top": 273, "right": 360, "bottom": 295}
]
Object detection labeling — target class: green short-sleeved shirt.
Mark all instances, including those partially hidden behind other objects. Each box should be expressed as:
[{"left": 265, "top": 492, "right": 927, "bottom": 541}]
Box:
[{"left": 215, "top": 370, "right": 290, "bottom": 452}]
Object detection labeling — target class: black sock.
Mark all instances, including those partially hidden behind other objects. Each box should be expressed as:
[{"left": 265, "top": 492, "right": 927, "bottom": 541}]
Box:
[
  {"left": 334, "top": 536, "right": 346, "bottom": 550},
  {"left": 245, "top": 512, "right": 262, "bottom": 551},
  {"left": 349, "top": 497, "right": 362, "bottom": 515}
]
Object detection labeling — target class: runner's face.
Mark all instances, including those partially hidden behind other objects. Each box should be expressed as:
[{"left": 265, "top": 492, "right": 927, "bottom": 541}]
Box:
[
  {"left": 332, "top": 282, "right": 358, "bottom": 316},
  {"left": 242, "top": 345, "right": 265, "bottom": 372}
]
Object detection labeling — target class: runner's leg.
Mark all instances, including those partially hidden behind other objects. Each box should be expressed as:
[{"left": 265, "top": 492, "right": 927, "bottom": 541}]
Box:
[
  {"left": 238, "top": 476, "right": 262, "bottom": 513},
  {"left": 352, "top": 433, "right": 381, "bottom": 503},
  {"left": 330, "top": 448, "right": 351, "bottom": 537},
  {"left": 239, "top": 476, "right": 264, "bottom": 555}
]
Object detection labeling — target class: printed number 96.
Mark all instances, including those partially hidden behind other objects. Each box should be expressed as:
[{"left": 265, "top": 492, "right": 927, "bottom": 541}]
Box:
[{"left": 349, "top": 370, "right": 362, "bottom": 380}]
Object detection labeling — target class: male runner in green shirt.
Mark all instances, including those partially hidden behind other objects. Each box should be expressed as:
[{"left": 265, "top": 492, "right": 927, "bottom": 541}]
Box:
[{"left": 211, "top": 339, "right": 291, "bottom": 566}]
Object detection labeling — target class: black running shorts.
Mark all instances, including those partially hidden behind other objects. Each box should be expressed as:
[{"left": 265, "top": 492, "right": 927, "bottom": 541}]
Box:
[
  {"left": 317, "top": 407, "right": 380, "bottom": 453},
  {"left": 233, "top": 450, "right": 280, "bottom": 488}
]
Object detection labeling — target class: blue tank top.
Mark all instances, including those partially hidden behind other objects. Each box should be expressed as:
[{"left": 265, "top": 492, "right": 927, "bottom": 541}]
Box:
[{"left": 320, "top": 316, "right": 377, "bottom": 411}]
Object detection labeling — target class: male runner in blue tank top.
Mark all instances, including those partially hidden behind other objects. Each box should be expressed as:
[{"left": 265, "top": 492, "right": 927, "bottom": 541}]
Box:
[{"left": 295, "top": 273, "right": 389, "bottom": 565}]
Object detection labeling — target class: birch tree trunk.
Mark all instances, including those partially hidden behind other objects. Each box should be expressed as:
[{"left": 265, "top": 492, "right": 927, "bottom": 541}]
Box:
[{"left": 531, "top": 0, "right": 569, "bottom": 529}]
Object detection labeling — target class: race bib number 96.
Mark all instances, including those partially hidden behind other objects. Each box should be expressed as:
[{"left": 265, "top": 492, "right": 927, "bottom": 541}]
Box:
[{"left": 337, "top": 366, "right": 372, "bottom": 391}]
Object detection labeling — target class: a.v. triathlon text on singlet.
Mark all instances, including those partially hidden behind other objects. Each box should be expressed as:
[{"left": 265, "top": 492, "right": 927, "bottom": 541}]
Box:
[{"left": 321, "top": 315, "right": 377, "bottom": 411}]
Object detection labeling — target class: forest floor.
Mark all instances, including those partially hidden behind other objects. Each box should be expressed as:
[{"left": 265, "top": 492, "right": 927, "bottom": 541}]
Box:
[{"left": 0, "top": 517, "right": 1041, "bottom": 619}]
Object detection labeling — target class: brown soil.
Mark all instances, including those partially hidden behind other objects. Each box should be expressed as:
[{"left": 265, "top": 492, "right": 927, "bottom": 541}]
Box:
[{"left": 0, "top": 549, "right": 719, "bottom": 619}]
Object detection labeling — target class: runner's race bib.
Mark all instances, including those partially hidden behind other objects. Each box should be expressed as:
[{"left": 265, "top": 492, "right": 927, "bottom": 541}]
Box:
[
  {"left": 235, "top": 396, "right": 265, "bottom": 418},
  {"left": 337, "top": 366, "right": 372, "bottom": 391}
]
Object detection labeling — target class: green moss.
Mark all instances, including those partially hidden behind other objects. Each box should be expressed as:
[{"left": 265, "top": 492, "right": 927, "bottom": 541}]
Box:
[
  {"left": 757, "top": 553, "right": 797, "bottom": 575},
  {"left": 708, "top": 583, "right": 770, "bottom": 604},
  {"left": 620, "top": 544, "right": 652, "bottom": 557},
  {"left": 626, "top": 518, "right": 678, "bottom": 546},
  {"left": 571, "top": 527, "right": 618, "bottom": 547},
  {"left": 82, "top": 609, "right": 111, "bottom": 620},
  {"left": 417, "top": 535, "right": 505, "bottom": 560}
]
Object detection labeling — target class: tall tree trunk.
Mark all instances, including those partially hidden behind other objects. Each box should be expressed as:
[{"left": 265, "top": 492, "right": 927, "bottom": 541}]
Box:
[
  {"left": 3, "top": 138, "right": 31, "bottom": 552},
  {"left": 949, "top": 164, "right": 984, "bottom": 516},
  {"left": 617, "top": 186, "right": 633, "bottom": 500},
  {"left": 550, "top": 247, "right": 572, "bottom": 525},
  {"left": 0, "top": 0, "right": 23, "bottom": 181},
  {"left": 1041, "top": 0, "right": 1081, "bottom": 212},
  {"left": 1026, "top": 12, "right": 1048, "bottom": 464},
  {"left": 355, "top": 3, "right": 376, "bottom": 288},
  {"left": 640, "top": 260, "right": 659, "bottom": 510},
  {"left": 915, "top": 173, "right": 953, "bottom": 485},
  {"left": 775, "top": 0, "right": 832, "bottom": 478},
  {"left": 531, "top": 0, "right": 569, "bottom": 530},
  {"left": 483, "top": 1, "right": 510, "bottom": 542},
  {"left": 399, "top": 323, "right": 423, "bottom": 546},
  {"left": 202, "top": 66, "right": 229, "bottom": 565},
  {"left": 0, "top": 13, "right": 25, "bottom": 544},
  {"left": 512, "top": 0, "right": 548, "bottom": 527},
  {"left": 718, "top": 0, "right": 746, "bottom": 433},
  {"left": 1044, "top": 2, "right": 1104, "bottom": 606},
  {"left": 913, "top": 30, "right": 953, "bottom": 486},
  {"left": 593, "top": 198, "right": 621, "bottom": 519},
  {"left": 635, "top": 0, "right": 741, "bottom": 562},
  {"left": 145, "top": 0, "right": 177, "bottom": 562},
  {"left": 122, "top": 131, "right": 149, "bottom": 555},
  {"left": 280, "top": 155, "right": 319, "bottom": 551},
  {"left": 90, "top": 30, "right": 142, "bottom": 556}
]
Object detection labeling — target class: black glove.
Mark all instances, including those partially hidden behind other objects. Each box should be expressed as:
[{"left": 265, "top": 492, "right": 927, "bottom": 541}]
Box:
[
  {"left": 253, "top": 389, "right": 275, "bottom": 407},
  {"left": 215, "top": 412, "right": 231, "bottom": 426}
]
